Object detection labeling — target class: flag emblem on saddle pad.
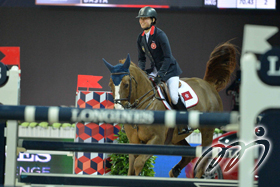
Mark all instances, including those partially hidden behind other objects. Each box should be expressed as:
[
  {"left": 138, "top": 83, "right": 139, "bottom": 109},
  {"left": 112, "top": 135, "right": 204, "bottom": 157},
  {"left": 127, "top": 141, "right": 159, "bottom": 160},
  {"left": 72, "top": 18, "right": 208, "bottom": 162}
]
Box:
[{"left": 182, "top": 91, "right": 193, "bottom": 101}]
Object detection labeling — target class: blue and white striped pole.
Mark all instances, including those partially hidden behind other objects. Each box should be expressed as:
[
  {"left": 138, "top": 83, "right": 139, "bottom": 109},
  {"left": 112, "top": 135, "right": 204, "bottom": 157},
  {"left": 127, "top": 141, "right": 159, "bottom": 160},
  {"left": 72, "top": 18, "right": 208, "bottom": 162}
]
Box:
[{"left": 0, "top": 105, "right": 239, "bottom": 128}]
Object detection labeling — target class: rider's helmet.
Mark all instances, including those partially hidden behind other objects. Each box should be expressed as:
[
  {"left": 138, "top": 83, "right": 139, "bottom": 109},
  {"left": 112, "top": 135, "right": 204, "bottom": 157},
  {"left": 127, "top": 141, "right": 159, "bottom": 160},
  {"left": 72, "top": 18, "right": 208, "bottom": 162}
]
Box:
[{"left": 136, "top": 6, "right": 157, "bottom": 25}]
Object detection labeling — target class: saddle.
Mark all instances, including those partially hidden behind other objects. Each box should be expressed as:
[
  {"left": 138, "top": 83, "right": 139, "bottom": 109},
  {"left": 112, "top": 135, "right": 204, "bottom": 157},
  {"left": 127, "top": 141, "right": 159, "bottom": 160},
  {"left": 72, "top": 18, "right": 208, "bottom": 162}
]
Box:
[{"left": 158, "top": 81, "right": 182, "bottom": 108}]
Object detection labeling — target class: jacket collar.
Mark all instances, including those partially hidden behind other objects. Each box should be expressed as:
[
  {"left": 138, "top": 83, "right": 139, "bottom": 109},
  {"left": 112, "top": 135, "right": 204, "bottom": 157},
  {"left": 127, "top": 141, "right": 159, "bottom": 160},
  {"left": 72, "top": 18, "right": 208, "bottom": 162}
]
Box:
[{"left": 141, "top": 26, "right": 155, "bottom": 36}]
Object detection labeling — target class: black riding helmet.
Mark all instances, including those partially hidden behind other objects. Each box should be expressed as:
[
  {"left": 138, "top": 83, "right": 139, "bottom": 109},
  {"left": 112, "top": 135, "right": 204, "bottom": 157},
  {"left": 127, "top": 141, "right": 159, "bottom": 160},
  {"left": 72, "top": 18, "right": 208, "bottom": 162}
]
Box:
[{"left": 136, "top": 6, "right": 157, "bottom": 25}]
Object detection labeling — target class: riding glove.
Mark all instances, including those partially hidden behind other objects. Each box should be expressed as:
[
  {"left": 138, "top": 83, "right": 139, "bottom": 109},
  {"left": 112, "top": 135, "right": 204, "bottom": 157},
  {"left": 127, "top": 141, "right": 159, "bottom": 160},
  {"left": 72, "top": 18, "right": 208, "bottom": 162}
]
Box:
[
  {"left": 154, "top": 76, "right": 162, "bottom": 85},
  {"left": 145, "top": 68, "right": 153, "bottom": 75}
]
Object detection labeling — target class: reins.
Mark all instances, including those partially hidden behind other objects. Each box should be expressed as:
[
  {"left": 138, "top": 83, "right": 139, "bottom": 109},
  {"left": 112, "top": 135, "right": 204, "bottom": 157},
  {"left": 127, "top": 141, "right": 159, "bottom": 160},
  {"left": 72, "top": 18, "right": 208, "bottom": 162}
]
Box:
[
  {"left": 132, "top": 81, "right": 157, "bottom": 110},
  {"left": 112, "top": 72, "right": 163, "bottom": 110}
]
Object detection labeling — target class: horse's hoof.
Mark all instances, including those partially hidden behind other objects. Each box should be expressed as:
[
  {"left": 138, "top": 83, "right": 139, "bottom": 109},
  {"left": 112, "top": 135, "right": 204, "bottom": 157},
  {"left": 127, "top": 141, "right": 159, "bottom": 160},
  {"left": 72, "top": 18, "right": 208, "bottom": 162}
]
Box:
[
  {"left": 169, "top": 165, "right": 181, "bottom": 178},
  {"left": 169, "top": 170, "right": 174, "bottom": 177}
]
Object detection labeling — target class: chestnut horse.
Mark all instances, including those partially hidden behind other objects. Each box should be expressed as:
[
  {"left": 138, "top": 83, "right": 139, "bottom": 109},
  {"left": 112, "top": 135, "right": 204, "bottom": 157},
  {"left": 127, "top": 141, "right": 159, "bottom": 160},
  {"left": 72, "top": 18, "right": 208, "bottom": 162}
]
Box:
[{"left": 103, "top": 42, "right": 237, "bottom": 178}]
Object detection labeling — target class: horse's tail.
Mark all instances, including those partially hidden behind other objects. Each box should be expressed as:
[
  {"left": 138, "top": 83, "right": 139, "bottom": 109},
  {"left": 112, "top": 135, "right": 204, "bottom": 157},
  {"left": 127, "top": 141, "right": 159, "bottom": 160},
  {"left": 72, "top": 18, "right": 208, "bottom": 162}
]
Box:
[{"left": 203, "top": 41, "right": 237, "bottom": 92}]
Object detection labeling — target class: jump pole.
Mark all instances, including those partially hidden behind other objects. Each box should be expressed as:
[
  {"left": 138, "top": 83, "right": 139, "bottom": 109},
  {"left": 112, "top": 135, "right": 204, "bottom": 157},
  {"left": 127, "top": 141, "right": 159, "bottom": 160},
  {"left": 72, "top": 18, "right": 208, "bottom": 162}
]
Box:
[
  {"left": 20, "top": 173, "right": 259, "bottom": 187},
  {"left": 0, "top": 105, "right": 239, "bottom": 128},
  {"left": 19, "top": 140, "right": 241, "bottom": 158}
]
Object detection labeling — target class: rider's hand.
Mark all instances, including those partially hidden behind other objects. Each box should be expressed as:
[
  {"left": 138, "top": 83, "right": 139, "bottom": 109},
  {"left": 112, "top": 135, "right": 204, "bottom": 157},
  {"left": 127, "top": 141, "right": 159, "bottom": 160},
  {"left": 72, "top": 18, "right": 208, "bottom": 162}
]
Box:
[
  {"left": 154, "top": 75, "right": 162, "bottom": 85},
  {"left": 145, "top": 68, "right": 153, "bottom": 75}
]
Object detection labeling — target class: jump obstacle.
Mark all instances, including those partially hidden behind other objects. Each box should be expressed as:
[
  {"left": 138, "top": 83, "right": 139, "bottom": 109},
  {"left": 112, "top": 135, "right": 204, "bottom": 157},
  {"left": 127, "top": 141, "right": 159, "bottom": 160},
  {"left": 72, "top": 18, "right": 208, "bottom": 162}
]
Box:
[
  {"left": 0, "top": 105, "right": 239, "bottom": 128},
  {"left": 18, "top": 139, "right": 239, "bottom": 158},
  {"left": 19, "top": 173, "right": 258, "bottom": 187},
  {"left": 2, "top": 25, "right": 280, "bottom": 187},
  {"left": 0, "top": 64, "right": 20, "bottom": 186}
]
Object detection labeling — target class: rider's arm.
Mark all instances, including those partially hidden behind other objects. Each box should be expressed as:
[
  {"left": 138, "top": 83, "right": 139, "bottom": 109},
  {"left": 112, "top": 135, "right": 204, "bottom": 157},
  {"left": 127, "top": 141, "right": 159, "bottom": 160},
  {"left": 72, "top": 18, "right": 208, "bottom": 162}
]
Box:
[
  {"left": 137, "top": 35, "right": 146, "bottom": 71},
  {"left": 157, "top": 31, "right": 172, "bottom": 78}
]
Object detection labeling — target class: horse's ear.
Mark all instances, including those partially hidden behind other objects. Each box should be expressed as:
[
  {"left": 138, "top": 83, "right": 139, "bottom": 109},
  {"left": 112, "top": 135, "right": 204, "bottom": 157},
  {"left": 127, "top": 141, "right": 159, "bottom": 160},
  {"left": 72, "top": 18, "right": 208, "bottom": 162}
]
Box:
[
  {"left": 103, "top": 58, "right": 114, "bottom": 72},
  {"left": 123, "top": 53, "right": 131, "bottom": 70}
]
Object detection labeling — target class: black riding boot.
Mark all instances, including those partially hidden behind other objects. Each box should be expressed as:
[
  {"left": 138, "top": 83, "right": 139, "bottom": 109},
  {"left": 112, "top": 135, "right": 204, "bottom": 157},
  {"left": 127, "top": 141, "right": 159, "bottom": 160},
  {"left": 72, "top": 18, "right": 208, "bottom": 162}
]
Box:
[
  {"left": 173, "top": 98, "right": 187, "bottom": 111},
  {"left": 173, "top": 99, "right": 193, "bottom": 135}
]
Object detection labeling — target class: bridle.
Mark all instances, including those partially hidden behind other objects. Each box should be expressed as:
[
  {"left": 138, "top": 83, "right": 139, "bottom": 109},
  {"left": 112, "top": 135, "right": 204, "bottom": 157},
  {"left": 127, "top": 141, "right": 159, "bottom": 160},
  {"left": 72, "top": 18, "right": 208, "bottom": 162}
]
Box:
[
  {"left": 112, "top": 72, "right": 162, "bottom": 109},
  {"left": 112, "top": 72, "right": 136, "bottom": 108}
]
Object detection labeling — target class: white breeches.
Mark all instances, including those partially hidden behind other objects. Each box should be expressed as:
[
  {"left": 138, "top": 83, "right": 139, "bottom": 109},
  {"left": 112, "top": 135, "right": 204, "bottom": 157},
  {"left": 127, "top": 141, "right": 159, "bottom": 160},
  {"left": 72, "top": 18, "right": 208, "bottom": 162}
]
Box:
[{"left": 166, "top": 76, "right": 179, "bottom": 105}]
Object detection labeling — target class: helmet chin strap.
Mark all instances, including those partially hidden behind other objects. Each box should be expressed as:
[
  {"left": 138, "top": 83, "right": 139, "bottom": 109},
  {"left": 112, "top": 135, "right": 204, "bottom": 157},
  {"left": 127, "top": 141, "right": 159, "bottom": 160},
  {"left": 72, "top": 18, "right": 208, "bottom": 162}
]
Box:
[
  {"left": 143, "top": 22, "right": 154, "bottom": 31},
  {"left": 143, "top": 26, "right": 152, "bottom": 31},
  {"left": 144, "top": 18, "right": 154, "bottom": 31}
]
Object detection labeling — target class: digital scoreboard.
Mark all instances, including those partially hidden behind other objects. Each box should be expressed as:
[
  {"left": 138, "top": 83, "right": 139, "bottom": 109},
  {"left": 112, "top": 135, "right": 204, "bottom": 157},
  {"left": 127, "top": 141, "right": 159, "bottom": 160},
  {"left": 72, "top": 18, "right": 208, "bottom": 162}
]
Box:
[
  {"left": 217, "top": 0, "right": 276, "bottom": 9},
  {"left": 35, "top": 0, "right": 276, "bottom": 9}
]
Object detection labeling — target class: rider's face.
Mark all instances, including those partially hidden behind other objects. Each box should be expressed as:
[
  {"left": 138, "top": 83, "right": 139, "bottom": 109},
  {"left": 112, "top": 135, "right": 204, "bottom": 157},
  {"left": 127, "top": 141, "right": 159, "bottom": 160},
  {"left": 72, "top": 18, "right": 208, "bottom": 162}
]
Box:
[{"left": 139, "top": 17, "right": 152, "bottom": 29}]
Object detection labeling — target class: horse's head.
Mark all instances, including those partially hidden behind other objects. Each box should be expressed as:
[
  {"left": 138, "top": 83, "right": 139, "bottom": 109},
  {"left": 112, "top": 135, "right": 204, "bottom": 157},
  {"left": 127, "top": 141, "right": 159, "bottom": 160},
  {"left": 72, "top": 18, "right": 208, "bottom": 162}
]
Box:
[{"left": 103, "top": 54, "right": 138, "bottom": 109}]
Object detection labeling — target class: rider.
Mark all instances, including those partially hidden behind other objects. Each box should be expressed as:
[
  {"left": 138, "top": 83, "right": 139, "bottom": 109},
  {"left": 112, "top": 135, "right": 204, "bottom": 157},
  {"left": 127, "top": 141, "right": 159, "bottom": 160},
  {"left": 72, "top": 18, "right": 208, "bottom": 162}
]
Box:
[{"left": 136, "top": 6, "right": 185, "bottom": 110}]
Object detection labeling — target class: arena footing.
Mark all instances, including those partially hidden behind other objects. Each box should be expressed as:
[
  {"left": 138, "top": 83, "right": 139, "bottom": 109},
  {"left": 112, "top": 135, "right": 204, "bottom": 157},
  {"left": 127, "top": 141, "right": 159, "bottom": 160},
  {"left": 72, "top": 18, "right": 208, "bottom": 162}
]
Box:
[{"left": 19, "top": 173, "right": 258, "bottom": 187}]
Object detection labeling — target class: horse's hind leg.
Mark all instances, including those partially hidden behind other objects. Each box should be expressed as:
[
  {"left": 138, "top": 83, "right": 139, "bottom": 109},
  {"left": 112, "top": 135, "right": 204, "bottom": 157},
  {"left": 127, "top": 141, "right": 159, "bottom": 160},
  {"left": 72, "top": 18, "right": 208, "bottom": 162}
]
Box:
[
  {"left": 169, "top": 139, "right": 195, "bottom": 178},
  {"left": 194, "top": 127, "right": 215, "bottom": 178}
]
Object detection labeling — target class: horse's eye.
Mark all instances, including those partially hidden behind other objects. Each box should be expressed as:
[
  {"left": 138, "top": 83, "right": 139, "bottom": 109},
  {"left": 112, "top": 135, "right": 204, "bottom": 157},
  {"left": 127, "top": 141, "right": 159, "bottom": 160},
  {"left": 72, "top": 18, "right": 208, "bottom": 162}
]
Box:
[{"left": 124, "top": 83, "right": 129, "bottom": 88}]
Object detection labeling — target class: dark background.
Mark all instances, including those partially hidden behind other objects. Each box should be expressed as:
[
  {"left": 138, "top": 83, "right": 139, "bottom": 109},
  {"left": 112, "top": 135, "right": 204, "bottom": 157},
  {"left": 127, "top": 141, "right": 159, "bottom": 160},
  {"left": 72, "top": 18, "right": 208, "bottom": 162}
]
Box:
[{"left": 0, "top": 0, "right": 280, "bottom": 111}]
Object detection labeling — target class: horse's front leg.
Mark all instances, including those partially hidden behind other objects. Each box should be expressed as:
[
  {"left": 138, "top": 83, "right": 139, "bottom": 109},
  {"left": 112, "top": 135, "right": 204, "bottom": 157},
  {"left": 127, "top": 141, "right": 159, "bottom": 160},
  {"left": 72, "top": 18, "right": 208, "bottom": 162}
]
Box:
[
  {"left": 134, "top": 154, "right": 151, "bottom": 176},
  {"left": 123, "top": 124, "right": 140, "bottom": 176},
  {"left": 134, "top": 134, "right": 164, "bottom": 176},
  {"left": 128, "top": 154, "right": 137, "bottom": 175},
  {"left": 169, "top": 139, "right": 195, "bottom": 177}
]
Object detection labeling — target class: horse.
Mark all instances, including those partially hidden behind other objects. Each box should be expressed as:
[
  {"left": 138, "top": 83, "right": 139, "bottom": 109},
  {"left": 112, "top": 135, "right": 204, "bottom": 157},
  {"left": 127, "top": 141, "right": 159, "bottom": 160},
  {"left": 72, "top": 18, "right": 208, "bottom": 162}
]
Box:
[{"left": 103, "top": 41, "right": 237, "bottom": 178}]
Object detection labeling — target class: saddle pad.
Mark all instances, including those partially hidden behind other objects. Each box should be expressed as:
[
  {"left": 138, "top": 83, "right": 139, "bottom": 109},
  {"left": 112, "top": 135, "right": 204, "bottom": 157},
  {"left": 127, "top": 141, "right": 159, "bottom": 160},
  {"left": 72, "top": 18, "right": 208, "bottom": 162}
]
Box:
[
  {"left": 178, "top": 80, "right": 199, "bottom": 108},
  {"left": 156, "top": 80, "right": 198, "bottom": 110}
]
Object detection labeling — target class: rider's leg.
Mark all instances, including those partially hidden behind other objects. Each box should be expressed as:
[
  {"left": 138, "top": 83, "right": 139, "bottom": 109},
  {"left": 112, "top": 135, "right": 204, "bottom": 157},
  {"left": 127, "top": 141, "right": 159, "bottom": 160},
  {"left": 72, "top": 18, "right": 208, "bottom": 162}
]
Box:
[
  {"left": 166, "top": 76, "right": 180, "bottom": 105},
  {"left": 167, "top": 76, "right": 192, "bottom": 134},
  {"left": 166, "top": 76, "right": 186, "bottom": 110}
]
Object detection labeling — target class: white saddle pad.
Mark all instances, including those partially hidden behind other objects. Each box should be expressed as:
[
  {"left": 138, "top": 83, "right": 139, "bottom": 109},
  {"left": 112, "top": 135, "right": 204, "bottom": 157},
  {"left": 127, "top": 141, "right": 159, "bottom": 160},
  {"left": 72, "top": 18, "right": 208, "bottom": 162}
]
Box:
[
  {"left": 156, "top": 80, "right": 198, "bottom": 110},
  {"left": 178, "top": 80, "right": 199, "bottom": 108}
]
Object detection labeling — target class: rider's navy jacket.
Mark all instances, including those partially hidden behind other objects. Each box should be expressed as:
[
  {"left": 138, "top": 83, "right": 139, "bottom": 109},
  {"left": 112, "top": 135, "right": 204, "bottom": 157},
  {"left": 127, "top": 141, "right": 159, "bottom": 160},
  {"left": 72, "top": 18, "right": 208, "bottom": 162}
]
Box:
[{"left": 137, "top": 26, "right": 182, "bottom": 82}]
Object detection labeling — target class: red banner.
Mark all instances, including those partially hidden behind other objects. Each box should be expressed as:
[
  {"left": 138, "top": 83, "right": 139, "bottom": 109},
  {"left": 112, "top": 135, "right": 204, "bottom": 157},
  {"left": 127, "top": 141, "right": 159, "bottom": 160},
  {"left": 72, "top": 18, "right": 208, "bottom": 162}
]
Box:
[
  {"left": 0, "top": 47, "right": 20, "bottom": 69},
  {"left": 77, "top": 75, "right": 102, "bottom": 91}
]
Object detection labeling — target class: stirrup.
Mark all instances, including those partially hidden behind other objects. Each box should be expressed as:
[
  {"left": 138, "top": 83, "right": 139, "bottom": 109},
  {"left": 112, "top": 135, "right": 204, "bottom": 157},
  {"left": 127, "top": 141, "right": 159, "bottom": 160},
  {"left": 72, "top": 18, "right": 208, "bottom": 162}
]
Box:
[{"left": 178, "top": 127, "right": 193, "bottom": 135}]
